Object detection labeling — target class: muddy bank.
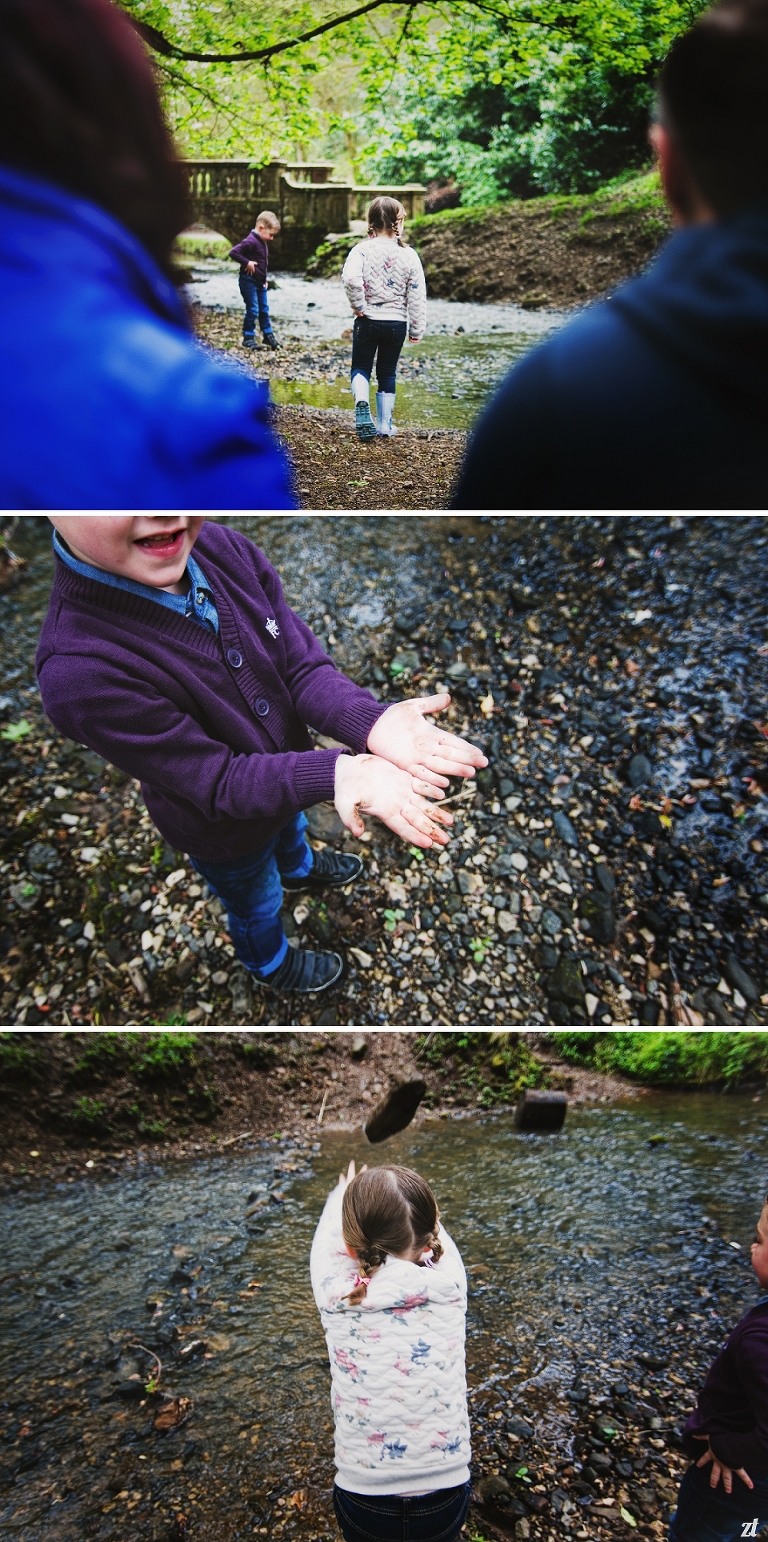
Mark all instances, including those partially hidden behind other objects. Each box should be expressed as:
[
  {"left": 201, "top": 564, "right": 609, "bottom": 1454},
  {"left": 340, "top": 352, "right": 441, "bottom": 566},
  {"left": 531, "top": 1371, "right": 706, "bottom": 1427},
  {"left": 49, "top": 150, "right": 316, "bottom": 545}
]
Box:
[
  {"left": 0, "top": 1029, "right": 642, "bottom": 1178},
  {"left": 1, "top": 515, "right": 767, "bottom": 1030}
]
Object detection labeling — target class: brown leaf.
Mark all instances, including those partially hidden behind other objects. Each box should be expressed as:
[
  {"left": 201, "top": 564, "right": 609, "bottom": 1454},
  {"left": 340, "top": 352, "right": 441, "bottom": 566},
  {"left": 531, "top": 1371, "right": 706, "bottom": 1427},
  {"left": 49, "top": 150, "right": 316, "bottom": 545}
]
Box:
[{"left": 154, "top": 1396, "right": 192, "bottom": 1432}]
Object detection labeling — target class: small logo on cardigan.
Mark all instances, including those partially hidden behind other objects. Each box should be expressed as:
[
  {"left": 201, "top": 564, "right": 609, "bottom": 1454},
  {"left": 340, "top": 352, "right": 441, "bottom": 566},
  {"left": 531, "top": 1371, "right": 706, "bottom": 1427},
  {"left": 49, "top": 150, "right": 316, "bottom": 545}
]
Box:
[{"left": 265, "top": 618, "right": 280, "bottom": 639}]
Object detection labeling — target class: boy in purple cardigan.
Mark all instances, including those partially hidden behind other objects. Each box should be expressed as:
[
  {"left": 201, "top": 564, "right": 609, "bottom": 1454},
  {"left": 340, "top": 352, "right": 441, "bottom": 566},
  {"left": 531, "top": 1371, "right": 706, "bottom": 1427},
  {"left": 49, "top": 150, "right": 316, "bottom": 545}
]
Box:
[
  {"left": 229, "top": 211, "right": 281, "bottom": 351},
  {"left": 668, "top": 1194, "right": 768, "bottom": 1540},
  {"left": 36, "top": 517, "right": 485, "bottom": 996}
]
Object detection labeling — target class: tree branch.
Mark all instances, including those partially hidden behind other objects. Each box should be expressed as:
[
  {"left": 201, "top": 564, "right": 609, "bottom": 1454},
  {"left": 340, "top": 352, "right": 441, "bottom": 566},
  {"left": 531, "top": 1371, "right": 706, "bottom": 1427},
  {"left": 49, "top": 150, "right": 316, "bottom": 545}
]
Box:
[
  {"left": 127, "top": 0, "right": 523, "bottom": 65},
  {"left": 129, "top": 1, "right": 423, "bottom": 65}
]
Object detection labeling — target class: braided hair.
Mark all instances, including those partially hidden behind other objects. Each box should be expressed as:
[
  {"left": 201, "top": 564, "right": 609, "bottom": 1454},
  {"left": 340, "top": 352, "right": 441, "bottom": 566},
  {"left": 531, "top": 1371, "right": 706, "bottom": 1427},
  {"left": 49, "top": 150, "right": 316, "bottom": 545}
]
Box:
[
  {"left": 367, "top": 195, "right": 407, "bottom": 246},
  {"left": 342, "top": 1165, "right": 443, "bottom": 1306}
]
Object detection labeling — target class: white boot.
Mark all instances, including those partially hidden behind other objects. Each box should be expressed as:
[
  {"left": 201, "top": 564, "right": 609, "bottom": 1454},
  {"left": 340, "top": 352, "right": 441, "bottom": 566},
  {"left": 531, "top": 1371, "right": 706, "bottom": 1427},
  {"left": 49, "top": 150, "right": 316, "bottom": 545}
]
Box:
[
  {"left": 376, "top": 391, "right": 397, "bottom": 437},
  {"left": 352, "top": 372, "right": 376, "bottom": 441}
]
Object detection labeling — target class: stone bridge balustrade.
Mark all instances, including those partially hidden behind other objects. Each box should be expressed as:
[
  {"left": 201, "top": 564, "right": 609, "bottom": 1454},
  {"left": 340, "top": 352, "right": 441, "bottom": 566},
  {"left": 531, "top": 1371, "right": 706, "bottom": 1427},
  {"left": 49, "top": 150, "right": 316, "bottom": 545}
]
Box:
[{"left": 183, "top": 158, "right": 426, "bottom": 269}]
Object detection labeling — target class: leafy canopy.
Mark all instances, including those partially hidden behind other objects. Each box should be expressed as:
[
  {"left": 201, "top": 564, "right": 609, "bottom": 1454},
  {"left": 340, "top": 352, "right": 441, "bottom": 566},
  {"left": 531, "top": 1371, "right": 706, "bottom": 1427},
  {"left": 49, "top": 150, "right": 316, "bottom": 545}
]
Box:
[{"left": 121, "top": 0, "right": 709, "bottom": 193}]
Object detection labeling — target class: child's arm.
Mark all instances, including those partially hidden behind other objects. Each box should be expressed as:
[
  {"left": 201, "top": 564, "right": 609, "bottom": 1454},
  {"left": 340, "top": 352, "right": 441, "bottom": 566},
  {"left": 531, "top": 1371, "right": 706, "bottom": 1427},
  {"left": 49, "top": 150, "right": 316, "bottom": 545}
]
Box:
[
  {"left": 706, "top": 1323, "right": 768, "bottom": 1474},
  {"left": 342, "top": 244, "right": 366, "bottom": 316},
  {"left": 310, "top": 1181, "right": 358, "bottom": 1312},
  {"left": 406, "top": 251, "right": 427, "bottom": 342}
]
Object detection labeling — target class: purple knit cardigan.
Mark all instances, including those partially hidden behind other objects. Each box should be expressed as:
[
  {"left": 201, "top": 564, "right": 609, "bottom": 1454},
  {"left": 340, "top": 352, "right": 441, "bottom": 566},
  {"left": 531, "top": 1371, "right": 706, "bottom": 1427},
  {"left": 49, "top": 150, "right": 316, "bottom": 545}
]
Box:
[{"left": 35, "top": 522, "right": 386, "bottom": 862}]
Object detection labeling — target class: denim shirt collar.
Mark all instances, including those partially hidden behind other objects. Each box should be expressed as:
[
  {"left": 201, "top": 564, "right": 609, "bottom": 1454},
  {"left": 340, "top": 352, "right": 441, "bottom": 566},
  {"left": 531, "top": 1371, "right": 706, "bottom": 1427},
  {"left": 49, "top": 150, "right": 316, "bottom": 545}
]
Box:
[{"left": 52, "top": 529, "right": 219, "bottom": 634}]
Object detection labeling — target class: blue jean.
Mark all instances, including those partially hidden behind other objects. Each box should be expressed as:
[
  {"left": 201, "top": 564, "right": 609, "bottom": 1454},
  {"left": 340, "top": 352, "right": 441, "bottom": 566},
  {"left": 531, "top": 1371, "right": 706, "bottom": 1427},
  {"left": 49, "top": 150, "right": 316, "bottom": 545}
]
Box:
[
  {"left": 333, "top": 1482, "right": 472, "bottom": 1542},
  {"left": 351, "top": 316, "right": 408, "bottom": 394},
  {"left": 238, "top": 271, "right": 272, "bottom": 338},
  {"left": 190, "top": 813, "right": 313, "bottom": 977},
  {"left": 669, "top": 1460, "right": 768, "bottom": 1541}
]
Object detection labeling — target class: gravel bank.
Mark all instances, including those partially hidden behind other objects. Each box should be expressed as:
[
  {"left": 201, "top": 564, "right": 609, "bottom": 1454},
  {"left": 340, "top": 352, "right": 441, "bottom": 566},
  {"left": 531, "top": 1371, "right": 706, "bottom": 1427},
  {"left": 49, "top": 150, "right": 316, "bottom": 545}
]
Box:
[{"left": 1, "top": 514, "right": 766, "bottom": 1030}]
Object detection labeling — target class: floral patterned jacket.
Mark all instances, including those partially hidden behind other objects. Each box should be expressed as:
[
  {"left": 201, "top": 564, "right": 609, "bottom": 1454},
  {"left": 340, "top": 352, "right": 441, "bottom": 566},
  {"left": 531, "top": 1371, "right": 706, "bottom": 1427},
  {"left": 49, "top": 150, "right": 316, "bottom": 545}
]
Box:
[{"left": 310, "top": 1184, "right": 470, "bottom": 1495}]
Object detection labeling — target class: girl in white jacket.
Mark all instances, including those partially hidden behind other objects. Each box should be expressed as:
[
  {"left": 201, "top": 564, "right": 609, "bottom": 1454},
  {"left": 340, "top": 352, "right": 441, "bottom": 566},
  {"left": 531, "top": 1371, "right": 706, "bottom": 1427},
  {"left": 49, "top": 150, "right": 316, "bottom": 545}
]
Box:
[
  {"left": 342, "top": 197, "right": 427, "bottom": 441},
  {"left": 310, "top": 1160, "right": 471, "bottom": 1542}
]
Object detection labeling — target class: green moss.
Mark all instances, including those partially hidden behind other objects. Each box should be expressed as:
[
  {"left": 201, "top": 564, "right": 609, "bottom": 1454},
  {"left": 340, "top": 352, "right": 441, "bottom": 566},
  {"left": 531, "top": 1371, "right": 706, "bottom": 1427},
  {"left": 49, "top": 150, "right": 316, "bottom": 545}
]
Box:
[
  {"left": 418, "top": 1031, "right": 549, "bottom": 1107},
  {"left": 0, "top": 1032, "right": 43, "bottom": 1079},
  {"left": 130, "top": 1032, "right": 199, "bottom": 1082},
  {"left": 173, "top": 231, "right": 230, "bottom": 259},
  {"left": 69, "top": 1094, "right": 109, "bottom": 1133},
  {"left": 69, "top": 1034, "right": 129, "bottom": 1085},
  {"left": 553, "top": 1031, "right": 768, "bottom": 1088},
  {"left": 236, "top": 1035, "right": 280, "bottom": 1069}
]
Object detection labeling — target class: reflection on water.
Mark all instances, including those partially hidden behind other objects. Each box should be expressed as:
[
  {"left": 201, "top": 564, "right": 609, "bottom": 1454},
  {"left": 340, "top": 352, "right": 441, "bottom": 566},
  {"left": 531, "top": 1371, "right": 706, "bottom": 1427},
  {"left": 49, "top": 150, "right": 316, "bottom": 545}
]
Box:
[{"left": 1, "top": 1094, "right": 765, "bottom": 1541}]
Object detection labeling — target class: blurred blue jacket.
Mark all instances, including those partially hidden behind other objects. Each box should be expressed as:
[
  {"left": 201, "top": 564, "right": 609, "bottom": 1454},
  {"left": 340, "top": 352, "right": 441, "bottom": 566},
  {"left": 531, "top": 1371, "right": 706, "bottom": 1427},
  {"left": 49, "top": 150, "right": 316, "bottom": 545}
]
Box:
[
  {"left": 453, "top": 208, "right": 768, "bottom": 510},
  {"left": 0, "top": 162, "right": 295, "bottom": 509}
]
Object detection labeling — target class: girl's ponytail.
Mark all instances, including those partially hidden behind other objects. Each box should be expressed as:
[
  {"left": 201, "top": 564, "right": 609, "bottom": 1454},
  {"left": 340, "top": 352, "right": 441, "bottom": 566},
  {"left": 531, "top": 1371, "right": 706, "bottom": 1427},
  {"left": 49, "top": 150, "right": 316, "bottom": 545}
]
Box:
[{"left": 344, "top": 1240, "right": 388, "bottom": 1305}]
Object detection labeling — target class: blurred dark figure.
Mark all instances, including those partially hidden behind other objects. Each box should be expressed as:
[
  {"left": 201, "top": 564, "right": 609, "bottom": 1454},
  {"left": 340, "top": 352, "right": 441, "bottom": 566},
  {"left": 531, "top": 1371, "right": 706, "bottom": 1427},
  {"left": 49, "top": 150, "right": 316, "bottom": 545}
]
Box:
[
  {"left": 454, "top": 0, "right": 768, "bottom": 510},
  {"left": 0, "top": 0, "right": 293, "bottom": 508}
]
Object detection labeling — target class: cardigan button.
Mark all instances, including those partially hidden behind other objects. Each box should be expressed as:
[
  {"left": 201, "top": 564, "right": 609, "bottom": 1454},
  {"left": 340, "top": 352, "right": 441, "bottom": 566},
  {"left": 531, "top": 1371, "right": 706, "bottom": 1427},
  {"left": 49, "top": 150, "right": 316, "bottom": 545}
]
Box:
[
  {"left": 227, "top": 647, "right": 243, "bottom": 668},
  {"left": 254, "top": 697, "right": 270, "bottom": 717}
]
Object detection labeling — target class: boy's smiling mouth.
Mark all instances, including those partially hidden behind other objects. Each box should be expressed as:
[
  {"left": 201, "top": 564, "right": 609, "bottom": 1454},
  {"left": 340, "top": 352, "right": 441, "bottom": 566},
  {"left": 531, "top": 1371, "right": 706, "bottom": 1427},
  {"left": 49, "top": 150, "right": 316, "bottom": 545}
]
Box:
[{"left": 134, "top": 528, "right": 185, "bottom": 557}]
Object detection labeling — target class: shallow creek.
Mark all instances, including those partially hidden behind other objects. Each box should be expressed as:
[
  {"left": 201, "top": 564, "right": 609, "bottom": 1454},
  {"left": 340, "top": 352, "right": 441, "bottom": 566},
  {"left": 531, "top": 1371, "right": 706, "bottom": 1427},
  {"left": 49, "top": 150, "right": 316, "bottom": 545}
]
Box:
[
  {"left": 1, "top": 1093, "right": 765, "bottom": 1541},
  {"left": 185, "top": 264, "right": 561, "bottom": 430}
]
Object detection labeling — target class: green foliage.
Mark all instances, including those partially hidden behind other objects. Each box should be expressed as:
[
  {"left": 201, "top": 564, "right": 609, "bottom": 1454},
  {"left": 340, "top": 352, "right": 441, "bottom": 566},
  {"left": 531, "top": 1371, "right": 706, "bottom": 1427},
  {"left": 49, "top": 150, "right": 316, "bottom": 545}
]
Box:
[
  {"left": 69, "top": 1031, "right": 198, "bottom": 1086},
  {"left": 69, "top": 1035, "right": 130, "bottom": 1085},
  {"left": 554, "top": 1032, "right": 768, "bottom": 1087},
  {"left": 418, "top": 1031, "right": 547, "bottom": 1106},
  {"left": 173, "top": 231, "right": 230, "bottom": 258},
  {"left": 0, "top": 1033, "right": 43, "bottom": 1079},
  {"left": 130, "top": 1032, "right": 199, "bottom": 1082},
  {"left": 120, "top": 0, "right": 709, "bottom": 198},
  {"left": 70, "top": 1095, "right": 110, "bottom": 1132},
  {"left": 0, "top": 718, "right": 32, "bottom": 741}
]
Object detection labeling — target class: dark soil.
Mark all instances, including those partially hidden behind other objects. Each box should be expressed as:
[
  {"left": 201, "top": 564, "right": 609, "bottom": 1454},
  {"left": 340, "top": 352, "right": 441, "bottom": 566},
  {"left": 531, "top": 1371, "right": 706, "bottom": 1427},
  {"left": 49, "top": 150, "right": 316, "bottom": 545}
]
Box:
[{"left": 275, "top": 406, "right": 464, "bottom": 510}]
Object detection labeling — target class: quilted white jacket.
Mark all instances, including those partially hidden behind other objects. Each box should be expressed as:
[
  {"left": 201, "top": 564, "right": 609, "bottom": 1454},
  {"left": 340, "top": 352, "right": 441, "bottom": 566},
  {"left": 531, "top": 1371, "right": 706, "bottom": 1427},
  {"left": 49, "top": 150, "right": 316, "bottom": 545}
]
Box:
[
  {"left": 342, "top": 239, "right": 427, "bottom": 340},
  {"left": 310, "top": 1184, "right": 471, "bottom": 1495}
]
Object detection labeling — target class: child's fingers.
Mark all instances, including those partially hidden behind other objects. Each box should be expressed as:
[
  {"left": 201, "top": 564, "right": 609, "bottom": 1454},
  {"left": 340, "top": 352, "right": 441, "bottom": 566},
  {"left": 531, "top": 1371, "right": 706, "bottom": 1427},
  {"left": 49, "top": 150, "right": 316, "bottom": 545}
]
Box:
[
  {"left": 413, "top": 693, "right": 451, "bottom": 715},
  {"left": 404, "top": 804, "right": 451, "bottom": 843},
  {"left": 410, "top": 771, "right": 450, "bottom": 796},
  {"left": 418, "top": 754, "right": 478, "bottom": 778}
]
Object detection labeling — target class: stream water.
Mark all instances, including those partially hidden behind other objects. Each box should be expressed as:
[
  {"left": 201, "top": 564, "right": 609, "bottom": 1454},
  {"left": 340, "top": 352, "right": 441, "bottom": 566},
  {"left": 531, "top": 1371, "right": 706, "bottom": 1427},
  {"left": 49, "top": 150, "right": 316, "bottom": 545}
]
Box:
[
  {"left": 2, "top": 1094, "right": 766, "bottom": 1542},
  {"left": 185, "top": 264, "right": 561, "bottom": 430}
]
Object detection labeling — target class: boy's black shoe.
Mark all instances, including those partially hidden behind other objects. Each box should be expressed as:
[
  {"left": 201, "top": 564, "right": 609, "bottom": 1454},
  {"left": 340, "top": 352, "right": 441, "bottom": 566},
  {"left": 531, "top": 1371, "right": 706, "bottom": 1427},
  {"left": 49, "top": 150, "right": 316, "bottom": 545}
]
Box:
[
  {"left": 262, "top": 331, "right": 280, "bottom": 350},
  {"left": 256, "top": 945, "right": 343, "bottom": 994},
  {"left": 242, "top": 337, "right": 259, "bottom": 349},
  {"left": 282, "top": 848, "right": 363, "bottom": 893}
]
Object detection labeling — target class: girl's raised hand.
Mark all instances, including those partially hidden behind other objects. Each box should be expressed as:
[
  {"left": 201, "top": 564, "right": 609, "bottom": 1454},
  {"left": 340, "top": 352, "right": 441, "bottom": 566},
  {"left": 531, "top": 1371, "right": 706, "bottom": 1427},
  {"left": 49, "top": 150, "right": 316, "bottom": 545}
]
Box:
[
  {"left": 338, "top": 1158, "right": 367, "bottom": 1190},
  {"left": 366, "top": 695, "right": 488, "bottom": 790}
]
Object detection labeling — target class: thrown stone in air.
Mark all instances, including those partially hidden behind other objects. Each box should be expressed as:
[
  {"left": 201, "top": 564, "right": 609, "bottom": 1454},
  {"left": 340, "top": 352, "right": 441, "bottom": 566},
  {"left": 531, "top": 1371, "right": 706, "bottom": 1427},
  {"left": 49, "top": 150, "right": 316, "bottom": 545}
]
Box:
[{"left": 364, "top": 1078, "right": 427, "bottom": 1143}]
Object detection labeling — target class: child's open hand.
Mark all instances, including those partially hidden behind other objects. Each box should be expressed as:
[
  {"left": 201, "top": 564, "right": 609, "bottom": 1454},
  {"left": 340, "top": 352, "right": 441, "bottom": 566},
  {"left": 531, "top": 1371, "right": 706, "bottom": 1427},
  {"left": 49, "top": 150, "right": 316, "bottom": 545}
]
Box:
[
  {"left": 694, "top": 1436, "right": 754, "bottom": 1492},
  {"left": 366, "top": 695, "right": 488, "bottom": 790},
  {"left": 337, "top": 1158, "right": 367, "bottom": 1191},
  {"left": 334, "top": 753, "right": 453, "bottom": 849}
]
